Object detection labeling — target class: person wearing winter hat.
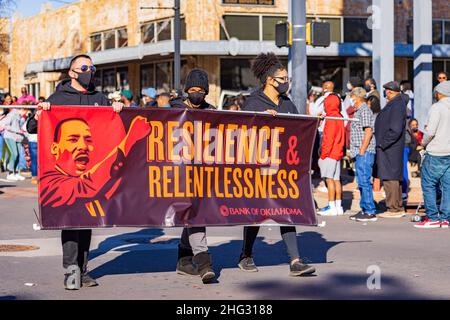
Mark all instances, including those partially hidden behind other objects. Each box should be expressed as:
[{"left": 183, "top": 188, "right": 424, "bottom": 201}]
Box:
[
  {"left": 171, "top": 68, "right": 216, "bottom": 284},
  {"left": 120, "top": 90, "right": 139, "bottom": 108},
  {"left": 415, "top": 81, "right": 450, "bottom": 229},
  {"left": 170, "top": 68, "right": 214, "bottom": 110},
  {"left": 141, "top": 87, "right": 157, "bottom": 107},
  {"left": 375, "top": 81, "right": 408, "bottom": 218}
]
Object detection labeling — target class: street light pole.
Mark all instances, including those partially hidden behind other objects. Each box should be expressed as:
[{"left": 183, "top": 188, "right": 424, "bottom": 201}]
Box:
[
  {"left": 141, "top": 0, "right": 181, "bottom": 93},
  {"left": 290, "top": 0, "right": 308, "bottom": 114},
  {"left": 174, "top": 0, "right": 181, "bottom": 93}
]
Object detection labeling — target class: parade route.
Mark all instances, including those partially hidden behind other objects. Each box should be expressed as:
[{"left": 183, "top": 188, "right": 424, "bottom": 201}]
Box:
[{"left": 1, "top": 174, "right": 449, "bottom": 300}]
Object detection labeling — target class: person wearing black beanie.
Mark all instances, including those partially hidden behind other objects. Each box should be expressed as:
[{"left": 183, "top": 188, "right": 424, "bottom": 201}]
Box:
[
  {"left": 171, "top": 68, "right": 216, "bottom": 284},
  {"left": 170, "top": 68, "right": 215, "bottom": 110}
]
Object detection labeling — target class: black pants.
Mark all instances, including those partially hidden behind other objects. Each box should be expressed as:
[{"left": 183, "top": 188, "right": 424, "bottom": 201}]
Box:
[
  {"left": 241, "top": 226, "right": 299, "bottom": 261},
  {"left": 61, "top": 229, "right": 92, "bottom": 273}
]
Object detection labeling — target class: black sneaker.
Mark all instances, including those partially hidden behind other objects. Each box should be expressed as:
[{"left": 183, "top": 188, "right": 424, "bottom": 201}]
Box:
[
  {"left": 238, "top": 256, "right": 258, "bottom": 272},
  {"left": 356, "top": 214, "right": 378, "bottom": 222},
  {"left": 81, "top": 273, "right": 98, "bottom": 287},
  {"left": 289, "top": 260, "right": 316, "bottom": 277},
  {"left": 350, "top": 211, "right": 365, "bottom": 221}
]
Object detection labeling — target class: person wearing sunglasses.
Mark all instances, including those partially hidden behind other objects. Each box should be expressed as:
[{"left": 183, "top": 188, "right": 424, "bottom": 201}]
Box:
[
  {"left": 437, "top": 71, "right": 448, "bottom": 84},
  {"left": 33, "top": 54, "right": 125, "bottom": 290},
  {"left": 237, "top": 52, "right": 316, "bottom": 277}
]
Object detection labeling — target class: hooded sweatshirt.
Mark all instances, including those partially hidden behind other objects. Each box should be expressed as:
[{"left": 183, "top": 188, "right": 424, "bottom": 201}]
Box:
[
  {"left": 320, "top": 94, "right": 345, "bottom": 161},
  {"left": 0, "top": 109, "right": 26, "bottom": 142},
  {"left": 27, "top": 79, "right": 110, "bottom": 135},
  {"left": 170, "top": 97, "right": 215, "bottom": 110},
  {"left": 242, "top": 88, "right": 298, "bottom": 114},
  {"left": 47, "top": 79, "right": 110, "bottom": 106},
  {"left": 422, "top": 97, "right": 450, "bottom": 156}
]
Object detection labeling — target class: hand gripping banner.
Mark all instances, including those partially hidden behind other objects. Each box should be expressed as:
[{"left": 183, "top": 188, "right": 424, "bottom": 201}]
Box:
[{"left": 38, "top": 106, "right": 319, "bottom": 229}]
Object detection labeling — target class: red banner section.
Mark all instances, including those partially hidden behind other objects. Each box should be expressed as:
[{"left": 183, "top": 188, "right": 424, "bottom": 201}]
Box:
[{"left": 38, "top": 106, "right": 319, "bottom": 229}]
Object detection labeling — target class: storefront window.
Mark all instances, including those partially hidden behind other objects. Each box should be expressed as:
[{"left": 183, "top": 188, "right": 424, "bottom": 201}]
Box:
[
  {"left": 445, "top": 21, "right": 450, "bottom": 44},
  {"left": 94, "top": 71, "right": 102, "bottom": 92},
  {"left": 220, "top": 59, "right": 259, "bottom": 91},
  {"left": 433, "top": 20, "right": 443, "bottom": 44},
  {"left": 141, "top": 64, "right": 155, "bottom": 92},
  {"left": 308, "top": 58, "right": 346, "bottom": 92},
  {"left": 220, "top": 15, "right": 259, "bottom": 40},
  {"left": 263, "top": 16, "right": 287, "bottom": 41},
  {"left": 156, "top": 62, "right": 172, "bottom": 92},
  {"left": 343, "top": 18, "right": 372, "bottom": 42},
  {"left": 117, "top": 67, "right": 129, "bottom": 91},
  {"left": 102, "top": 69, "right": 116, "bottom": 93}
]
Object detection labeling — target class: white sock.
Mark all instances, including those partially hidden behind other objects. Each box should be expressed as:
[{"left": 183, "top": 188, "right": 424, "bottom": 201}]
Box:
[
  {"left": 329, "top": 201, "right": 336, "bottom": 210},
  {"left": 336, "top": 200, "right": 342, "bottom": 208}
]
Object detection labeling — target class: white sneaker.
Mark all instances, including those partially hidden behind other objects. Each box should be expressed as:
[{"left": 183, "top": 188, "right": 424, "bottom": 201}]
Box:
[
  {"left": 337, "top": 207, "right": 344, "bottom": 215},
  {"left": 6, "top": 174, "right": 19, "bottom": 181},
  {"left": 14, "top": 173, "right": 26, "bottom": 181},
  {"left": 317, "top": 205, "right": 338, "bottom": 216}
]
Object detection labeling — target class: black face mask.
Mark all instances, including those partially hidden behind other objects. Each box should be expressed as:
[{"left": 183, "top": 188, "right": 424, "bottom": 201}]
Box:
[
  {"left": 411, "top": 128, "right": 419, "bottom": 133},
  {"left": 188, "top": 92, "right": 206, "bottom": 106},
  {"left": 364, "top": 85, "right": 372, "bottom": 92},
  {"left": 74, "top": 71, "right": 95, "bottom": 89},
  {"left": 274, "top": 81, "right": 289, "bottom": 95}
]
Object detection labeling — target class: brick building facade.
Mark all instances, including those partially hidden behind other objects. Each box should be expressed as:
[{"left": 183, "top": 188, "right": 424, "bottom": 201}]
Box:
[{"left": 7, "top": 0, "right": 450, "bottom": 106}]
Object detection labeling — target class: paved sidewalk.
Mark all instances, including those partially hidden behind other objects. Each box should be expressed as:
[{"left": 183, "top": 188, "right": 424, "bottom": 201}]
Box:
[{"left": 1, "top": 170, "right": 449, "bottom": 300}]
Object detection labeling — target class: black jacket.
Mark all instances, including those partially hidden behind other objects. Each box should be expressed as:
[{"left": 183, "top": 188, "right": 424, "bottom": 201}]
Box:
[
  {"left": 374, "top": 94, "right": 407, "bottom": 181},
  {"left": 27, "top": 80, "right": 109, "bottom": 134},
  {"left": 47, "top": 79, "right": 109, "bottom": 106},
  {"left": 170, "top": 97, "right": 215, "bottom": 110},
  {"left": 242, "top": 88, "right": 299, "bottom": 114}
]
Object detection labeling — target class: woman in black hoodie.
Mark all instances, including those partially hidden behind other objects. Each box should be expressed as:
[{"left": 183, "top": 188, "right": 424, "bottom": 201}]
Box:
[
  {"left": 170, "top": 69, "right": 216, "bottom": 284},
  {"left": 238, "top": 53, "right": 316, "bottom": 277}
]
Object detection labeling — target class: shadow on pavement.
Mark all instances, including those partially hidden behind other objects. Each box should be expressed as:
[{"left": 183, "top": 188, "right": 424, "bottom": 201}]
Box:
[
  {"left": 241, "top": 272, "right": 431, "bottom": 300},
  {"left": 88, "top": 229, "right": 369, "bottom": 282}
]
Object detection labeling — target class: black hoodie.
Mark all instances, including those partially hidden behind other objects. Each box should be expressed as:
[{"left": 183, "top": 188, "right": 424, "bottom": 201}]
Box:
[
  {"left": 27, "top": 79, "right": 110, "bottom": 134},
  {"left": 46, "top": 79, "right": 110, "bottom": 106},
  {"left": 242, "top": 88, "right": 298, "bottom": 114},
  {"left": 170, "top": 97, "right": 215, "bottom": 110}
]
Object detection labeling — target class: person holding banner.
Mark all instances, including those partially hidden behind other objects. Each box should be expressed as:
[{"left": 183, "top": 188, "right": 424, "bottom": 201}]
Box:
[
  {"left": 170, "top": 68, "right": 216, "bottom": 284},
  {"left": 237, "top": 52, "right": 316, "bottom": 277},
  {"left": 34, "top": 54, "right": 125, "bottom": 290}
]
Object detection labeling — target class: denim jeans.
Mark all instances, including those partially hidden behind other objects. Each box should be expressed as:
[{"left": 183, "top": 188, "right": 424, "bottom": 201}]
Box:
[
  {"left": 402, "top": 147, "right": 410, "bottom": 195},
  {"left": 355, "top": 152, "right": 376, "bottom": 214},
  {"left": 29, "top": 141, "right": 37, "bottom": 177},
  {"left": 4, "top": 138, "right": 19, "bottom": 173},
  {"left": 0, "top": 133, "right": 5, "bottom": 169},
  {"left": 18, "top": 142, "right": 27, "bottom": 171},
  {"left": 421, "top": 154, "right": 450, "bottom": 222}
]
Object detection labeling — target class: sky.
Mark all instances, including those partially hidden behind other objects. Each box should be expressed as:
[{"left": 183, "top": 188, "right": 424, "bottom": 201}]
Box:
[{"left": 7, "top": 0, "right": 78, "bottom": 17}]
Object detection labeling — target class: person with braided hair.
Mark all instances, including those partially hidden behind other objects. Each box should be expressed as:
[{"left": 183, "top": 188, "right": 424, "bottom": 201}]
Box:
[{"left": 237, "top": 52, "right": 316, "bottom": 277}]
